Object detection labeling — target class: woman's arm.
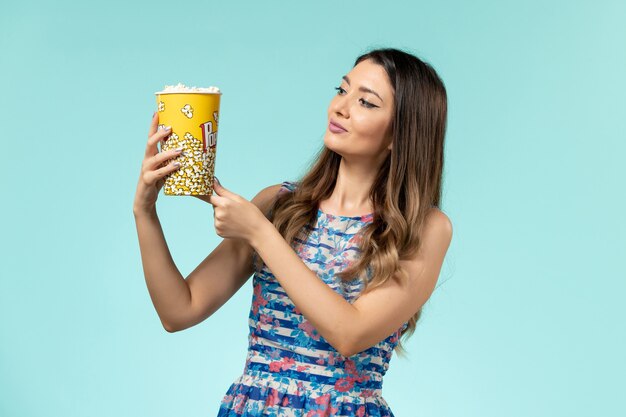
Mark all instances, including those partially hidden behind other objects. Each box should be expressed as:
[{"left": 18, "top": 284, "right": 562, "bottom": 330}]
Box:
[
  {"left": 249, "top": 208, "right": 452, "bottom": 356},
  {"left": 133, "top": 184, "right": 282, "bottom": 332},
  {"left": 134, "top": 209, "right": 191, "bottom": 332}
]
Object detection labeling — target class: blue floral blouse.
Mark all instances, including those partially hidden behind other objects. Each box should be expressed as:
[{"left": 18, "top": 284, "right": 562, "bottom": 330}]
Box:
[{"left": 217, "top": 181, "right": 408, "bottom": 416}]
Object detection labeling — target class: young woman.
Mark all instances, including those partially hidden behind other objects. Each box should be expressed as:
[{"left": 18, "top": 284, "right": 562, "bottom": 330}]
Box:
[{"left": 133, "top": 47, "right": 452, "bottom": 416}]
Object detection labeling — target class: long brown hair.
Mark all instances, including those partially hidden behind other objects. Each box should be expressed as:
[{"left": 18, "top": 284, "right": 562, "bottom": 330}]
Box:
[{"left": 255, "top": 47, "right": 448, "bottom": 357}]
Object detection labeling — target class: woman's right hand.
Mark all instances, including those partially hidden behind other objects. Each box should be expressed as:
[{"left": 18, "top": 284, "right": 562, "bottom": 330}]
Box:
[{"left": 133, "top": 112, "right": 183, "bottom": 215}]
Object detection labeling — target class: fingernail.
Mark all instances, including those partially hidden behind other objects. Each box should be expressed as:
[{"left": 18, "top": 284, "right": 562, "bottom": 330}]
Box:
[
  {"left": 165, "top": 125, "right": 171, "bottom": 131},
  {"left": 153, "top": 111, "right": 156, "bottom": 118},
  {"left": 214, "top": 176, "right": 220, "bottom": 184}
]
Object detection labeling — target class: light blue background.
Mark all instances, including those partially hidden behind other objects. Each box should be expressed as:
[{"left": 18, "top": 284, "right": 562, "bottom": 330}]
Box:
[{"left": 1, "top": 1, "right": 624, "bottom": 416}]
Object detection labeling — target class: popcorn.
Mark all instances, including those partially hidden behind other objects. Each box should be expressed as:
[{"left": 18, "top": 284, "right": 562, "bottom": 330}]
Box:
[
  {"left": 155, "top": 83, "right": 221, "bottom": 94},
  {"left": 162, "top": 130, "right": 215, "bottom": 196},
  {"left": 181, "top": 104, "right": 194, "bottom": 118}
]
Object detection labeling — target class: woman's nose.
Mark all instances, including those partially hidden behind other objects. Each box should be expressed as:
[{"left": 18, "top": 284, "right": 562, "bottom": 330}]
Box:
[{"left": 331, "top": 95, "right": 349, "bottom": 117}]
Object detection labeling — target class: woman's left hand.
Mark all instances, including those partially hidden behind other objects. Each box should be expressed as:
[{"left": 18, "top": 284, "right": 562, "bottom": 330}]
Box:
[{"left": 205, "top": 178, "right": 266, "bottom": 243}]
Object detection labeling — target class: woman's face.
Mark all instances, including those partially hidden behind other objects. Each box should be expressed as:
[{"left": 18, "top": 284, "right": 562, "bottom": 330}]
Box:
[{"left": 324, "top": 58, "right": 395, "bottom": 159}]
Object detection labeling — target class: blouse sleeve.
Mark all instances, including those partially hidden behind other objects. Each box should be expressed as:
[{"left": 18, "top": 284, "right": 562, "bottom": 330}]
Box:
[{"left": 278, "top": 180, "right": 297, "bottom": 195}]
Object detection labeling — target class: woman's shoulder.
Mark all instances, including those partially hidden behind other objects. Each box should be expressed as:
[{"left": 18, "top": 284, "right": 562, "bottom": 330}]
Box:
[
  {"left": 250, "top": 181, "right": 298, "bottom": 213},
  {"left": 250, "top": 183, "right": 283, "bottom": 213}
]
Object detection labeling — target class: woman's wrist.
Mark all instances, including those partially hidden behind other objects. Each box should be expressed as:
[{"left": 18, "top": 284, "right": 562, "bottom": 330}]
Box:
[
  {"left": 248, "top": 218, "right": 275, "bottom": 250},
  {"left": 133, "top": 205, "right": 157, "bottom": 218}
]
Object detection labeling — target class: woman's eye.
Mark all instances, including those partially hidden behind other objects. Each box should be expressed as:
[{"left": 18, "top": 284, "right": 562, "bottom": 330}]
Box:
[
  {"left": 334, "top": 86, "right": 377, "bottom": 109},
  {"left": 359, "top": 99, "right": 375, "bottom": 108}
]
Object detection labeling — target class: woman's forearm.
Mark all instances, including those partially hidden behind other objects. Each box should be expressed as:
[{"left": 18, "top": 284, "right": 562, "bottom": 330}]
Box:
[{"left": 133, "top": 209, "right": 191, "bottom": 332}]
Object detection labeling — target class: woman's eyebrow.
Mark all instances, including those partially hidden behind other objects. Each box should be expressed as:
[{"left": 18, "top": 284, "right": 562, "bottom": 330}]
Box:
[{"left": 342, "top": 75, "right": 383, "bottom": 103}]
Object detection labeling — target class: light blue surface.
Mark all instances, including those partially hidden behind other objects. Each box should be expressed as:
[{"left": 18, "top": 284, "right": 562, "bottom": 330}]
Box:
[{"left": 1, "top": 1, "right": 625, "bottom": 416}]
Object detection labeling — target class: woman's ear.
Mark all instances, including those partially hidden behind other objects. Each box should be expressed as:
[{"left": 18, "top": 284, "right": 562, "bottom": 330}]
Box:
[{"left": 386, "top": 128, "right": 394, "bottom": 151}]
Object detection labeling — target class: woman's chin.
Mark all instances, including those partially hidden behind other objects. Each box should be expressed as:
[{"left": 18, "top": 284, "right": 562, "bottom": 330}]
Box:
[
  {"left": 324, "top": 131, "right": 349, "bottom": 144},
  {"left": 323, "top": 135, "right": 342, "bottom": 152}
]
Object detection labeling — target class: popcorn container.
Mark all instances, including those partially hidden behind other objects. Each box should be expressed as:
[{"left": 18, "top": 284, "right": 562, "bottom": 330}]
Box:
[{"left": 154, "top": 84, "right": 222, "bottom": 196}]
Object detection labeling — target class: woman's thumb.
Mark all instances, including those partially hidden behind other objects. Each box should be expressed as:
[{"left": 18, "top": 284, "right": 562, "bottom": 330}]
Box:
[{"left": 193, "top": 194, "right": 211, "bottom": 204}]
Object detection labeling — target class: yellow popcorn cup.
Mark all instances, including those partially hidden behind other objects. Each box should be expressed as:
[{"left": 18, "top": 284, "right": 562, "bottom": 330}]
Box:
[{"left": 154, "top": 88, "right": 221, "bottom": 196}]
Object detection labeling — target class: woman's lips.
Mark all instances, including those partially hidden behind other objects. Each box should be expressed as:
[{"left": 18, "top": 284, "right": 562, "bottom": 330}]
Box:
[{"left": 329, "top": 122, "right": 348, "bottom": 133}]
